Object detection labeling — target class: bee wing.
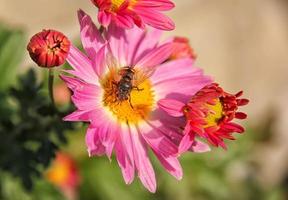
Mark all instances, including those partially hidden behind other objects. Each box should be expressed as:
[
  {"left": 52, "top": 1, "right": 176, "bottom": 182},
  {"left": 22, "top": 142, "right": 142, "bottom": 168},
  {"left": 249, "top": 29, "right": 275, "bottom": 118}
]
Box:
[
  {"left": 133, "top": 67, "right": 156, "bottom": 86},
  {"left": 106, "top": 53, "right": 121, "bottom": 82}
]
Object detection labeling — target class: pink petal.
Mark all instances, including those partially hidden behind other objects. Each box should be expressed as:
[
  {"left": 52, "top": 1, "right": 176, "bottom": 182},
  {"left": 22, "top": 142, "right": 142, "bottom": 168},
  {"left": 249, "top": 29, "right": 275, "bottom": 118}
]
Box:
[
  {"left": 78, "top": 9, "right": 105, "bottom": 59},
  {"left": 136, "top": 42, "right": 173, "bottom": 68},
  {"left": 153, "top": 151, "right": 182, "bottom": 180},
  {"left": 88, "top": 109, "right": 114, "bottom": 128},
  {"left": 63, "top": 110, "right": 92, "bottom": 122},
  {"left": 71, "top": 92, "right": 100, "bottom": 111},
  {"left": 135, "top": 8, "right": 175, "bottom": 30},
  {"left": 106, "top": 24, "right": 127, "bottom": 65},
  {"left": 125, "top": 27, "right": 146, "bottom": 65},
  {"left": 154, "top": 75, "right": 212, "bottom": 102},
  {"left": 131, "top": 28, "right": 163, "bottom": 65},
  {"left": 61, "top": 75, "right": 102, "bottom": 111},
  {"left": 131, "top": 126, "right": 156, "bottom": 193},
  {"left": 140, "top": 120, "right": 182, "bottom": 180},
  {"left": 151, "top": 58, "right": 202, "bottom": 84},
  {"left": 64, "top": 102, "right": 111, "bottom": 129},
  {"left": 148, "top": 109, "right": 185, "bottom": 145},
  {"left": 108, "top": 26, "right": 163, "bottom": 65},
  {"left": 92, "top": 44, "right": 107, "bottom": 77},
  {"left": 178, "top": 131, "right": 195, "bottom": 154},
  {"left": 158, "top": 98, "right": 185, "bottom": 117},
  {"left": 113, "top": 13, "right": 134, "bottom": 29},
  {"left": 190, "top": 140, "right": 211, "bottom": 153},
  {"left": 96, "top": 121, "right": 118, "bottom": 158},
  {"left": 98, "top": 10, "right": 112, "bottom": 27},
  {"left": 66, "top": 45, "right": 99, "bottom": 85},
  {"left": 86, "top": 126, "right": 106, "bottom": 157},
  {"left": 60, "top": 75, "right": 85, "bottom": 90},
  {"left": 135, "top": 0, "right": 175, "bottom": 11},
  {"left": 115, "top": 125, "right": 135, "bottom": 184},
  {"left": 140, "top": 121, "right": 178, "bottom": 157}
]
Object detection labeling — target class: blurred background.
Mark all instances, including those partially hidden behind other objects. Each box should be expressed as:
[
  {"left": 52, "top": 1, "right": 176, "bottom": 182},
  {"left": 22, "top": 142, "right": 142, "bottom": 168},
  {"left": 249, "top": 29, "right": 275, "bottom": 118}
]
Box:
[{"left": 0, "top": 0, "right": 288, "bottom": 199}]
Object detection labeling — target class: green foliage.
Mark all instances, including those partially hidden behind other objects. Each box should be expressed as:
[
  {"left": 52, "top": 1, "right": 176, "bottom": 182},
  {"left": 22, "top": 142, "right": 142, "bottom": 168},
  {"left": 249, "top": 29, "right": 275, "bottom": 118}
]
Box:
[
  {"left": 0, "top": 69, "right": 76, "bottom": 190},
  {"left": 0, "top": 172, "right": 65, "bottom": 200},
  {"left": 0, "top": 25, "right": 25, "bottom": 91}
]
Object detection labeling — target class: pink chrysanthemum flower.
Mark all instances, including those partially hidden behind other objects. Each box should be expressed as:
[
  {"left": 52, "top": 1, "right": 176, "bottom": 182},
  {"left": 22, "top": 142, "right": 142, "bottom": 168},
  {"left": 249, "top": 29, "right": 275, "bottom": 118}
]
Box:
[
  {"left": 61, "top": 10, "right": 212, "bottom": 192},
  {"left": 158, "top": 83, "right": 249, "bottom": 152},
  {"left": 91, "top": 0, "right": 175, "bottom": 30}
]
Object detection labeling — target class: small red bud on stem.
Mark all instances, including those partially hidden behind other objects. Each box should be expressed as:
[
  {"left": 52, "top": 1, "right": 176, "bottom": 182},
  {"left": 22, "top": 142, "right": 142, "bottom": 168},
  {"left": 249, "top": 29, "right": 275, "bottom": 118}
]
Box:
[{"left": 27, "top": 29, "right": 70, "bottom": 68}]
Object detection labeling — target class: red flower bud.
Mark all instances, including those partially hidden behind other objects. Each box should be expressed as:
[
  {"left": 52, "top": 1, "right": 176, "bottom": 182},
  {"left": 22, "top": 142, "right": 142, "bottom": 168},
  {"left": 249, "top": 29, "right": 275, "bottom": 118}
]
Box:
[
  {"left": 170, "top": 37, "right": 197, "bottom": 60},
  {"left": 27, "top": 29, "right": 70, "bottom": 68}
]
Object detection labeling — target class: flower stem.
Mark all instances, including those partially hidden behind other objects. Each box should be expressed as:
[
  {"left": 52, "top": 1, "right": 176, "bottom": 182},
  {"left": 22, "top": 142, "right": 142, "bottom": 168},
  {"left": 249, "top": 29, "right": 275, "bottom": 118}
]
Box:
[{"left": 48, "top": 69, "right": 56, "bottom": 109}]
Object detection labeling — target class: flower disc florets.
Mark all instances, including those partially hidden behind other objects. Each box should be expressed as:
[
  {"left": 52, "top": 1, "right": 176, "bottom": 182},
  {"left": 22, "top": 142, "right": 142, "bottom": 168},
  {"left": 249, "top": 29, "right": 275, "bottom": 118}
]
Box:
[
  {"left": 101, "top": 66, "right": 154, "bottom": 124},
  {"left": 27, "top": 29, "right": 70, "bottom": 68}
]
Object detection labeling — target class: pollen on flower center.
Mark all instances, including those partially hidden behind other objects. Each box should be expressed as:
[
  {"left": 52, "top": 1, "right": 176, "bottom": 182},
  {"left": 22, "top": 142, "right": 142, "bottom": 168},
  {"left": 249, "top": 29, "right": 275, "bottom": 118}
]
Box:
[
  {"left": 101, "top": 68, "right": 154, "bottom": 124},
  {"left": 111, "top": 0, "right": 125, "bottom": 10},
  {"left": 110, "top": 0, "right": 138, "bottom": 10},
  {"left": 204, "top": 99, "right": 224, "bottom": 128}
]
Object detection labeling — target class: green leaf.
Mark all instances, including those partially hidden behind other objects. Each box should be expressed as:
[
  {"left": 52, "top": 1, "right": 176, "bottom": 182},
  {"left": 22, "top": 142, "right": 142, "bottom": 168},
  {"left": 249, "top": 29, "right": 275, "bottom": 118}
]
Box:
[{"left": 0, "top": 25, "right": 25, "bottom": 91}]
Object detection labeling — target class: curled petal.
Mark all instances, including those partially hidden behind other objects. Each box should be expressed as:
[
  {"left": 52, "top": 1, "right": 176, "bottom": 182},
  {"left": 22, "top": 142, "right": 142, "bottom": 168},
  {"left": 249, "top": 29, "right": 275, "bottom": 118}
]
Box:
[{"left": 158, "top": 99, "right": 185, "bottom": 117}]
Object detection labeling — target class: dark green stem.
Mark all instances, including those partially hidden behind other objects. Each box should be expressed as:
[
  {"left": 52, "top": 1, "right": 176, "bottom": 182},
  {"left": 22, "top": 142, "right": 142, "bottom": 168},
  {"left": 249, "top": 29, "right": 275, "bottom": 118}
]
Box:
[{"left": 48, "top": 69, "right": 56, "bottom": 109}]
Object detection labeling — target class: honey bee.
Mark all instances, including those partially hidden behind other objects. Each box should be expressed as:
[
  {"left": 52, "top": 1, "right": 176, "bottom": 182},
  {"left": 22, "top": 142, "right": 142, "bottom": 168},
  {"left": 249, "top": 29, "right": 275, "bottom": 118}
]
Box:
[
  {"left": 110, "top": 64, "right": 155, "bottom": 108},
  {"left": 115, "top": 66, "right": 137, "bottom": 102}
]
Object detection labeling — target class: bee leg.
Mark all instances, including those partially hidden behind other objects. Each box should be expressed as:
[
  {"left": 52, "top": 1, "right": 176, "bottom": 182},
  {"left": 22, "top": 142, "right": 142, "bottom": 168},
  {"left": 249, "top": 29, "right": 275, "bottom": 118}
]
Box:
[
  {"left": 128, "top": 96, "right": 134, "bottom": 109},
  {"left": 133, "top": 86, "right": 144, "bottom": 91}
]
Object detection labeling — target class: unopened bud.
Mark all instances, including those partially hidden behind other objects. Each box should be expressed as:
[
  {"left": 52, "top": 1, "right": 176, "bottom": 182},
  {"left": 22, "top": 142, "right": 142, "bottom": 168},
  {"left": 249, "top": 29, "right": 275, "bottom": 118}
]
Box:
[
  {"left": 27, "top": 29, "right": 70, "bottom": 68},
  {"left": 170, "top": 37, "right": 197, "bottom": 60}
]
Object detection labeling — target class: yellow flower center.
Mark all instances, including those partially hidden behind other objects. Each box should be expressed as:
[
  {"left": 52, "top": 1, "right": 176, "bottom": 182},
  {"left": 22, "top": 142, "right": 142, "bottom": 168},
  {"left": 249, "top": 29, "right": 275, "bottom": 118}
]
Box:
[
  {"left": 110, "top": 0, "right": 137, "bottom": 11},
  {"left": 101, "top": 67, "right": 154, "bottom": 125},
  {"left": 204, "top": 99, "right": 224, "bottom": 128},
  {"left": 111, "top": 0, "right": 125, "bottom": 10}
]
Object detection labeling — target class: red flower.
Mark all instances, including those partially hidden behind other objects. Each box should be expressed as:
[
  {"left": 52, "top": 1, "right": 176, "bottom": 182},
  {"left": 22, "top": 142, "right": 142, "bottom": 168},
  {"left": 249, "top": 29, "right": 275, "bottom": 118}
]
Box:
[
  {"left": 158, "top": 83, "right": 249, "bottom": 152},
  {"left": 46, "top": 152, "right": 80, "bottom": 200},
  {"left": 182, "top": 83, "right": 249, "bottom": 149},
  {"left": 27, "top": 30, "right": 70, "bottom": 68},
  {"left": 170, "top": 37, "right": 197, "bottom": 60},
  {"left": 91, "top": 0, "right": 175, "bottom": 30}
]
